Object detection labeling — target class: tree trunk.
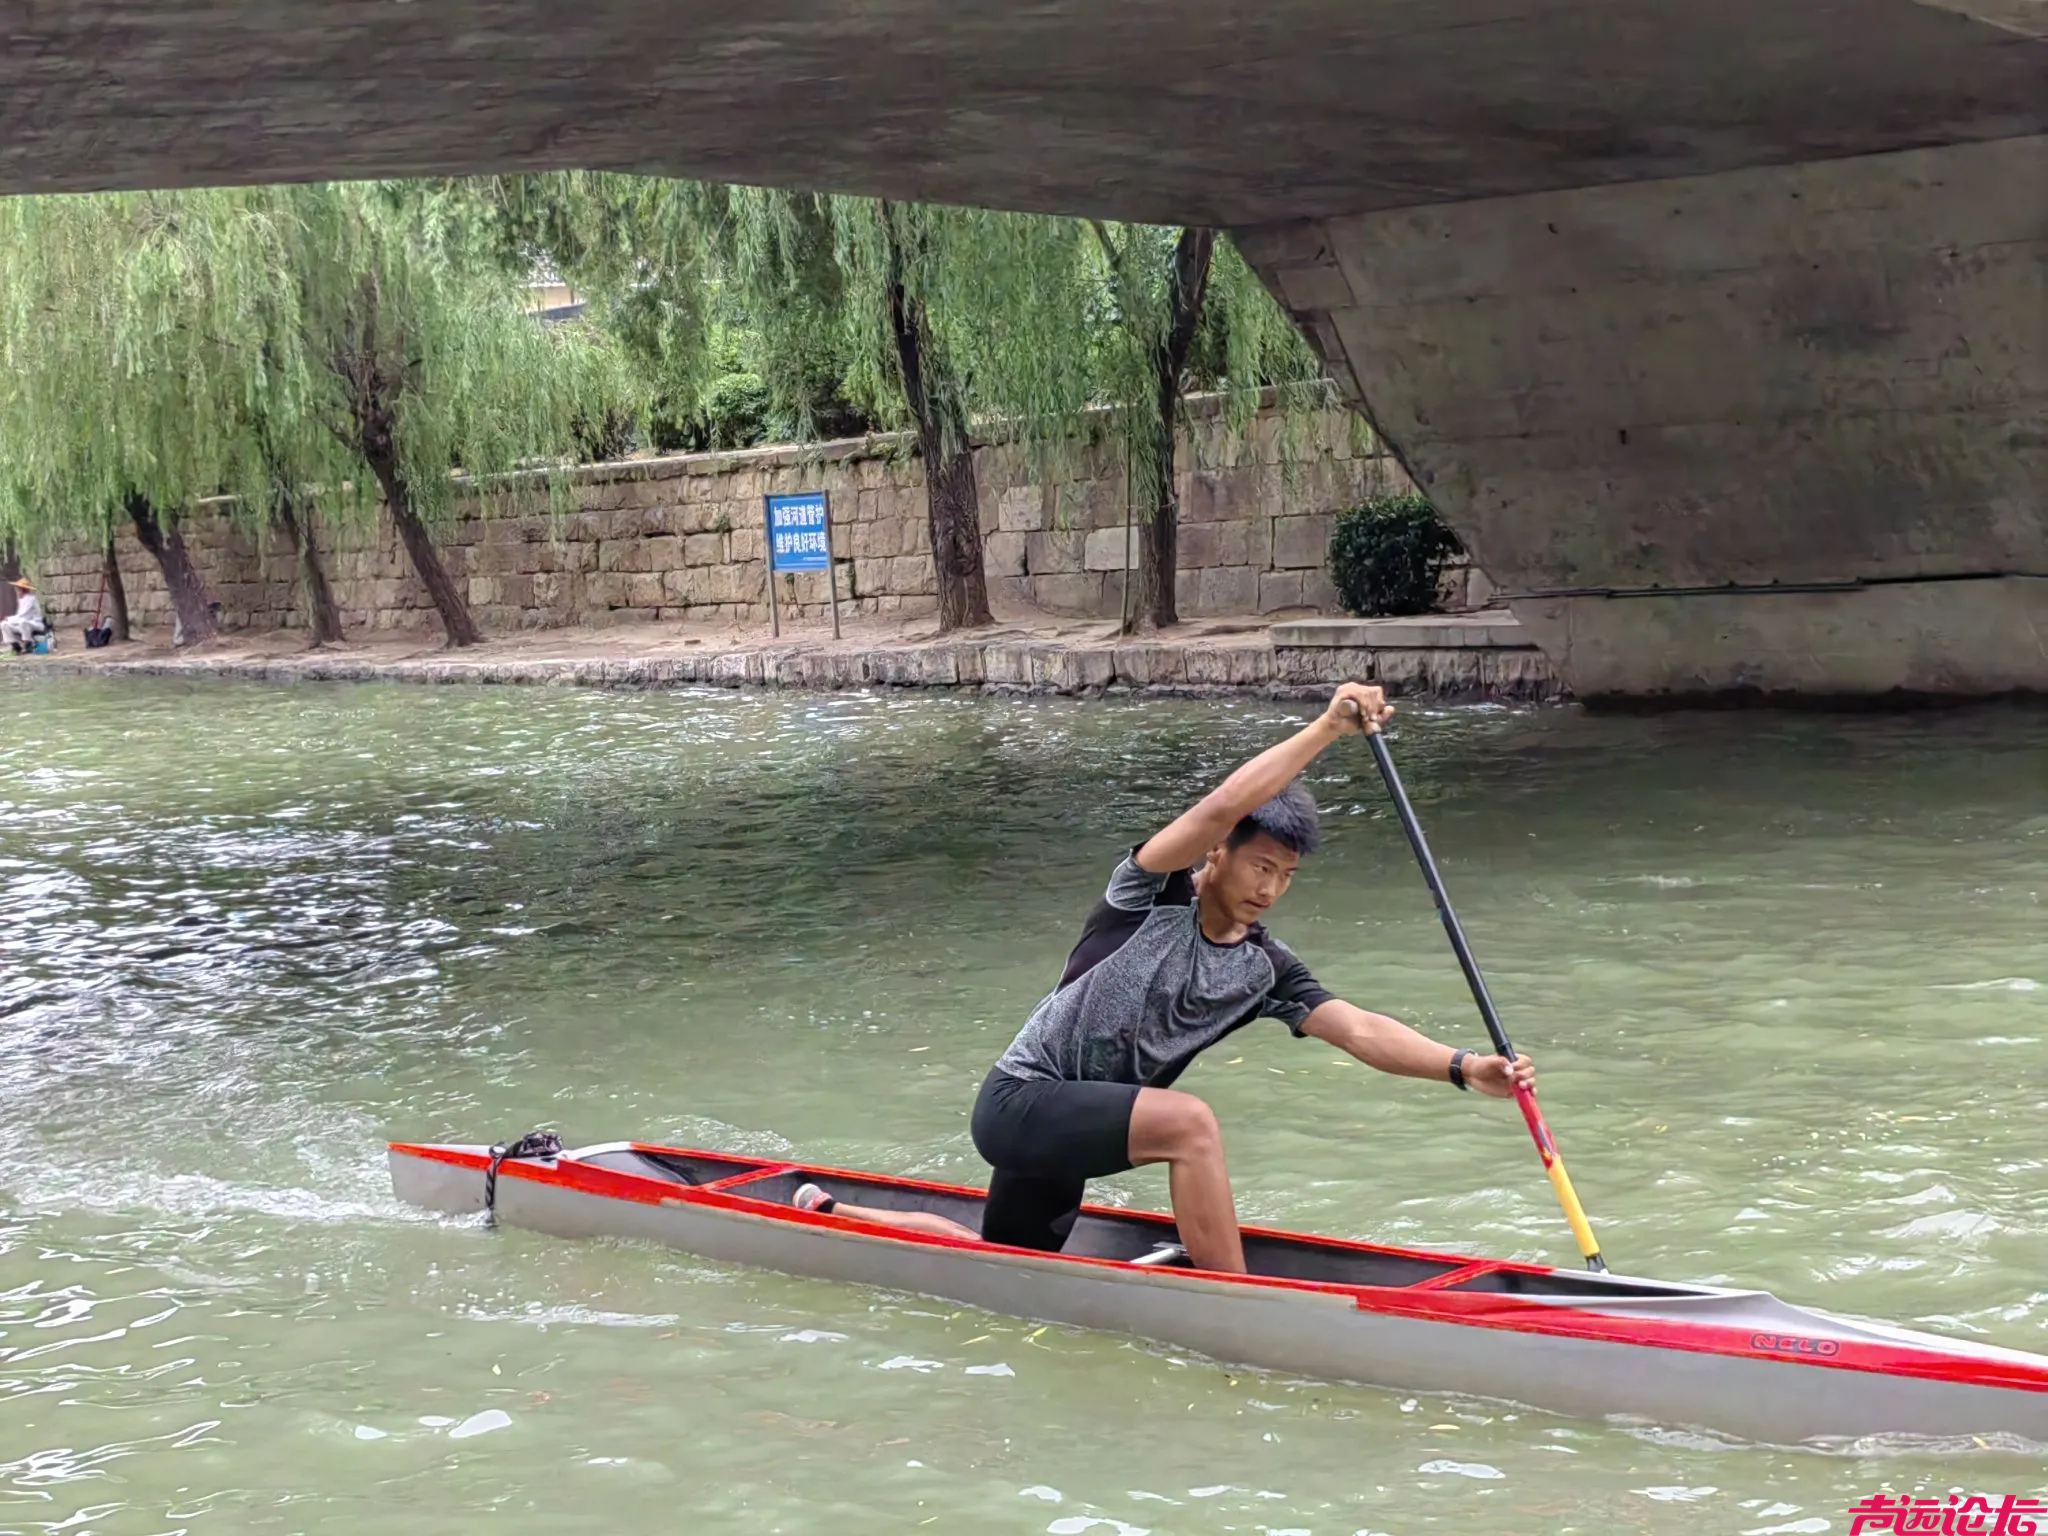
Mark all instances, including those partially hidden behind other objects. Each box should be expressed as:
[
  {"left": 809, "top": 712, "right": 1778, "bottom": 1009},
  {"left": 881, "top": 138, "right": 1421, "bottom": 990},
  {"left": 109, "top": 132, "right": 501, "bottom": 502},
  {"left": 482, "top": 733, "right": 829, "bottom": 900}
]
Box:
[
  {"left": 377, "top": 464, "right": 480, "bottom": 647},
  {"left": 335, "top": 274, "right": 478, "bottom": 648},
  {"left": 881, "top": 202, "right": 993, "bottom": 631},
  {"left": 1129, "top": 227, "right": 1216, "bottom": 634},
  {"left": 1, "top": 537, "right": 17, "bottom": 622},
  {"left": 126, "top": 493, "right": 220, "bottom": 646},
  {"left": 272, "top": 494, "right": 345, "bottom": 646},
  {"left": 102, "top": 539, "right": 131, "bottom": 642},
  {"left": 924, "top": 442, "right": 989, "bottom": 631}
]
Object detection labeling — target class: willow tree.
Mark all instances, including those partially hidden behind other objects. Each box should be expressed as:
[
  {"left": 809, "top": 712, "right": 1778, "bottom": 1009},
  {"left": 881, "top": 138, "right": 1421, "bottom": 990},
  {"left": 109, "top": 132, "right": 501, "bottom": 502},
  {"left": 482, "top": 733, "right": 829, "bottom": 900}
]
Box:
[
  {"left": 0, "top": 189, "right": 315, "bottom": 645},
  {"left": 486, "top": 175, "right": 1098, "bottom": 631},
  {"left": 276, "top": 182, "right": 634, "bottom": 647},
  {"left": 1089, "top": 226, "right": 1322, "bottom": 631}
]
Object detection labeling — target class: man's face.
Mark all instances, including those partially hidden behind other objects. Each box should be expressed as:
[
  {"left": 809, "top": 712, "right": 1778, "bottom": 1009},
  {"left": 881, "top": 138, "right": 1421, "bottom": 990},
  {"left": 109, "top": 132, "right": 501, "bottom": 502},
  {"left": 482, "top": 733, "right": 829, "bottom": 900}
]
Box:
[{"left": 1202, "top": 832, "right": 1302, "bottom": 927}]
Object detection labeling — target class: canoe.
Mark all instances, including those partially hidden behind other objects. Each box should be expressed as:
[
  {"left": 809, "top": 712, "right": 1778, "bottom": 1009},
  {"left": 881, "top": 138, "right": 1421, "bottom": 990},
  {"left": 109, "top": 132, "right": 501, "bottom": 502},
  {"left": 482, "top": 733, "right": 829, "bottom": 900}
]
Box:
[{"left": 388, "top": 1136, "right": 2048, "bottom": 1449}]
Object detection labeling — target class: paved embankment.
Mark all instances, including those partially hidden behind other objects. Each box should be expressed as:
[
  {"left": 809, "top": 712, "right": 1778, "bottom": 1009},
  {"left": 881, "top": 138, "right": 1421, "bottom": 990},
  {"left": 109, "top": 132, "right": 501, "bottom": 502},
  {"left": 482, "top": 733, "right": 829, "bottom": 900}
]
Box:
[{"left": 30, "top": 611, "right": 1563, "bottom": 701}]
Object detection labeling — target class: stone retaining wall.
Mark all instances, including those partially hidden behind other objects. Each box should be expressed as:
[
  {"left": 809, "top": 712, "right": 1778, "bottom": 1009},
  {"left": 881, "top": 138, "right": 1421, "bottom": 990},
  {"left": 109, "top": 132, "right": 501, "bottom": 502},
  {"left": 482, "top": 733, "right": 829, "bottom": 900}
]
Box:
[
  {"left": 30, "top": 398, "right": 1422, "bottom": 637},
  {"left": 49, "top": 635, "right": 1562, "bottom": 701}
]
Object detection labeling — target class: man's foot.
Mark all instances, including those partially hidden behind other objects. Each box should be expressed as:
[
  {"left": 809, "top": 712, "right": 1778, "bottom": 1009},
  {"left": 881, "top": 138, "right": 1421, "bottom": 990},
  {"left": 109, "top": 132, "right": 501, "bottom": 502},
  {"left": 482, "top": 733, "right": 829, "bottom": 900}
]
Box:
[{"left": 793, "top": 1182, "right": 838, "bottom": 1216}]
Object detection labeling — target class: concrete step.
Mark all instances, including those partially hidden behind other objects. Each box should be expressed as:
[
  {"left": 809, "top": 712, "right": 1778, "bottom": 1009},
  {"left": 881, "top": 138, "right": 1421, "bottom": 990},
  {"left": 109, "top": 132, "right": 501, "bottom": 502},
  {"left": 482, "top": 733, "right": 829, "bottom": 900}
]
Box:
[{"left": 1271, "top": 609, "right": 1532, "bottom": 650}]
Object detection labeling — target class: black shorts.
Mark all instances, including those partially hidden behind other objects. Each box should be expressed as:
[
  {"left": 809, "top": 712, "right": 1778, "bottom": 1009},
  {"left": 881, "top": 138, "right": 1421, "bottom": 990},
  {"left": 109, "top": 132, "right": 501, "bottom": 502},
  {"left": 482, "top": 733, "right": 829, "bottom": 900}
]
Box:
[{"left": 970, "top": 1068, "right": 1140, "bottom": 1252}]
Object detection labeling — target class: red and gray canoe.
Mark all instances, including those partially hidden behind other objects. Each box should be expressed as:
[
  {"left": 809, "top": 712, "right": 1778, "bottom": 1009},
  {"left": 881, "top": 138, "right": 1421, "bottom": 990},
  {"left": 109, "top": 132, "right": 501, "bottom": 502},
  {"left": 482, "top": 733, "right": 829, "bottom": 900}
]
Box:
[{"left": 388, "top": 1137, "right": 2048, "bottom": 1449}]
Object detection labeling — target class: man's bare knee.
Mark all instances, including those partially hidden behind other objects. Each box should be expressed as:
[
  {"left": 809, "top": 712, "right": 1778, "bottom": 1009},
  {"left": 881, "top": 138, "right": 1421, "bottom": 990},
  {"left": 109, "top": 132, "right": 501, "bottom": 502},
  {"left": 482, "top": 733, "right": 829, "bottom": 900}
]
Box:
[{"left": 1130, "top": 1089, "right": 1224, "bottom": 1166}]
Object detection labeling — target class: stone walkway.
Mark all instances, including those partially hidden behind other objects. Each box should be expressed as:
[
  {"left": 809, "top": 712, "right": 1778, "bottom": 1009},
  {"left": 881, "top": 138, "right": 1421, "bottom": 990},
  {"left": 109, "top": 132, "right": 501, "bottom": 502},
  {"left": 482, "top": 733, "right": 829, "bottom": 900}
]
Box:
[{"left": 24, "top": 609, "right": 1564, "bottom": 701}]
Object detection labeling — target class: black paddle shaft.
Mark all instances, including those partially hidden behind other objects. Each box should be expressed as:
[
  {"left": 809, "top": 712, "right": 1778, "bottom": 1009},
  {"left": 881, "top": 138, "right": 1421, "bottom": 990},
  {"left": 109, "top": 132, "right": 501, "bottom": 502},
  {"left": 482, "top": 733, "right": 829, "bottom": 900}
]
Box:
[{"left": 1366, "top": 730, "right": 1519, "bottom": 1064}]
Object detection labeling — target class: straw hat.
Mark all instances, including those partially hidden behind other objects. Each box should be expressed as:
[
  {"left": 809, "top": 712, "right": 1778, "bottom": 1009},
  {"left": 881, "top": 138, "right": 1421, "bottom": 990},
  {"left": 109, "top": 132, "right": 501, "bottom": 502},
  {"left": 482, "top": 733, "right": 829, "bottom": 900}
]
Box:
[{"left": 6, "top": 577, "right": 30, "bottom": 590}]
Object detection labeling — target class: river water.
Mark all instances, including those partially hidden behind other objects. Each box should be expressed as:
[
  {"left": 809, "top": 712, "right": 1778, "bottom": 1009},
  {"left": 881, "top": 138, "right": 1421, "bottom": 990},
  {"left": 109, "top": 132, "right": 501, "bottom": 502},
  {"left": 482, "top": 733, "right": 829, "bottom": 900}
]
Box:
[{"left": 2, "top": 672, "right": 2043, "bottom": 1535}]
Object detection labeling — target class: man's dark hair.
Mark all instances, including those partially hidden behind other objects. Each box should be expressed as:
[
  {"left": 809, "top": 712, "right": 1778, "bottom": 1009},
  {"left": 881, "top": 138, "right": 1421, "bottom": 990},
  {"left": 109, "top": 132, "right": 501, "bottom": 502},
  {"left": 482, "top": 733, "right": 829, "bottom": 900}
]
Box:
[{"left": 1228, "top": 781, "right": 1321, "bottom": 857}]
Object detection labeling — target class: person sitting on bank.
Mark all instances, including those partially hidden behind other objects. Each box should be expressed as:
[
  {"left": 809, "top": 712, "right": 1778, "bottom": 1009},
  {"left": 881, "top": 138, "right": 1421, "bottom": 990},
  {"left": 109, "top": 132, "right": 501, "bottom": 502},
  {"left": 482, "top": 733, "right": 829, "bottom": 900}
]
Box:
[
  {"left": 791, "top": 682, "right": 1536, "bottom": 1270},
  {"left": 3, "top": 577, "right": 47, "bottom": 653}
]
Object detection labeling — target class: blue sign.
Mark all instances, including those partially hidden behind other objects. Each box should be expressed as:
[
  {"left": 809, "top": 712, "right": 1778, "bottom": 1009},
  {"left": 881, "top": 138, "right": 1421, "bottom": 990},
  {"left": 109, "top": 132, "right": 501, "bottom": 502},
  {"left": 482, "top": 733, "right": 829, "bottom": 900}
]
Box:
[{"left": 766, "top": 493, "right": 831, "bottom": 572}]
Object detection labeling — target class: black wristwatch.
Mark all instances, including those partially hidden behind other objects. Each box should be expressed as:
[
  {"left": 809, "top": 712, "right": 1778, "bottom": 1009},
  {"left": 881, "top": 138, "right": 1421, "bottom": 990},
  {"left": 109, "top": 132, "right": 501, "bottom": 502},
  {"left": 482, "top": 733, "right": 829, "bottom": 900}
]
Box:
[{"left": 1448, "top": 1048, "right": 1474, "bottom": 1091}]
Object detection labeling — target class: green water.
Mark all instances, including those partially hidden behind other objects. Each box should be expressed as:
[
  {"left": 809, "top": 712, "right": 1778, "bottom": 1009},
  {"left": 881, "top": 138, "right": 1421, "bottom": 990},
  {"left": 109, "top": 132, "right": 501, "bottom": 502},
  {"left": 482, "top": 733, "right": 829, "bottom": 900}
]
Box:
[{"left": 2, "top": 673, "right": 2044, "bottom": 1535}]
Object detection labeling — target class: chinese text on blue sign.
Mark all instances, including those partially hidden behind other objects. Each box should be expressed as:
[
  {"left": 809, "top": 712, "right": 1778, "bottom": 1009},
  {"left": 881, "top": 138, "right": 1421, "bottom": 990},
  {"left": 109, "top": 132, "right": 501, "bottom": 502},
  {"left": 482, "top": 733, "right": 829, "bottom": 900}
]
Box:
[{"left": 766, "top": 493, "right": 830, "bottom": 572}]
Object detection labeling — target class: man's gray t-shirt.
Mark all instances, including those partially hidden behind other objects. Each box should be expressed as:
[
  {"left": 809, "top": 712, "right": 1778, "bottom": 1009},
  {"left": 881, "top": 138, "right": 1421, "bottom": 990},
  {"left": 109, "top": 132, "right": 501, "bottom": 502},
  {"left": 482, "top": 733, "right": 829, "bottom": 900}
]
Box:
[{"left": 994, "top": 849, "right": 1335, "bottom": 1088}]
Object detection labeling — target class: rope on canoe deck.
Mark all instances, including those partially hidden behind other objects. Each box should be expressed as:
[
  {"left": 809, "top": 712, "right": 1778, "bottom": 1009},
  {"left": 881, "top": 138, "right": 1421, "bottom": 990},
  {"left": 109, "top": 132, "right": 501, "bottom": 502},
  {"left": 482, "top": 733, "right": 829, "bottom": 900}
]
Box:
[{"left": 483, "top": 1130, "right": 564, "bottom": 1227}]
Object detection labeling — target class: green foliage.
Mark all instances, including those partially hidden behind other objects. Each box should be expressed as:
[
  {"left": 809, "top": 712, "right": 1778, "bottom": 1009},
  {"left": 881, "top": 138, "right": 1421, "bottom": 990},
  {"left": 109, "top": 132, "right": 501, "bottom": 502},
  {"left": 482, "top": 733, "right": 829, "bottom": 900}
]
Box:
[
  {"left": 275, "top": 182, "right": 635, "bottom": 523},
  {"left": 692, "top": 370, "right": 771, "bottom": 450},
  {"left": 1084, "top": 225, "right": 1323, "bottom": 482},
  {"left": 1328, "top": 494, "right": 1464, "bottom": 618},
  {"left": 0, "top": 188, "right": 311, "bottom": 550},
  {"left": 473, "top": 174, "right": 1335, "bottom": 509},
  {"left": 0, "top": 181, "right": 639, "bottom": 556}
]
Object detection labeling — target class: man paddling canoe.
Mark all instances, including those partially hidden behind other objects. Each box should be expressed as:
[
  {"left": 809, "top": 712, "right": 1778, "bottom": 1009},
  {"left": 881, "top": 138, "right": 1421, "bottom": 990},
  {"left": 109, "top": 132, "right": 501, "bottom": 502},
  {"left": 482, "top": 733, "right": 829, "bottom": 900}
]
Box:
[{"left": 794, "top": 683, "right": 1535, "bottom": 1271}]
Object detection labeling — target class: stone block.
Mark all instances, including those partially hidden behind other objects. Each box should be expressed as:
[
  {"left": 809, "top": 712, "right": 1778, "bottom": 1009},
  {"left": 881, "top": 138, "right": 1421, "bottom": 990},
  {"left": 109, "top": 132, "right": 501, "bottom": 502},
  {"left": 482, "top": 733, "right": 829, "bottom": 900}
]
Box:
[
  {"left": 533, "top": 571, "right": 579, "bottom": 610},
  {"left": 1183, "top": 644, "right": 1274, "bottom": 687},
  {"left": 1075, "top": 479, "right": 1126, "bottom": 531},
  {"left": 852, "top": 519, "right": 900, "bottom": 560},
  {"left": 885, "top": 554, "right": 932, "bottom": 594},
  {"left": 536, "top": 539, "right": 595, "bottom": 575},
  {"left": 1031, "top": 572, "right": 1108, "bottom": 614},
  {"left": 684, "top": 532, "right": 728, "bottom": 567},
  {"left": 997, "top": 485, "right": 1047, "bottom": 533},
  {"left": 709, "top": 565, "right": 763, "bottom": 605},
  {"left": 1196, "top": 564, "right": 1259, "bottom": 615},
  {"left": 1176, "top": 521, "right": 1221, "bottom": 569},
  {"left": 830, "top": 520, "right": 853, "bottom": 559},
  {"left": 1259, "top": 570, "right": 1307, "bottom": 612},
  {"left": 1300, "top": 568, "right": 1341, "bottom": 613},
  {"left": 1270, "top": 513, "right": 1335, "bottom": 570},
  {"left": 1084, "top": 526, "right": 1137, "bottom": 572},
  {"left": 1112, "top": 643, "right": 1186, "bottom": 688},
  {"left": 729, "top": 527, "right": 763, "bottom": 564},
  {"left": 1182, "top": 471, "right": 1235, "bottom": 524},
  {"left": 589, "top": 606, "right": 660, "bottom": 629},
  {"left": 885, "top": 486, "right": 928, "bottom": 534},
  {"left": 984, "top": 530, "right": 1027, "bottom": 578},
  {"left": 1178, "top": 517, "right": 1257, "bottom": 571},
  {"left": 1026, "top": 530, "right": 1085, "bottom": 574},
  {"left": 597, "top": 539, "right": 647, "bottom": 574},
  {"left": 586, "top": 571, "right": 633, "bottom": 608},
  {"left": 981, "top": 642, "right": 1037, "bottom": 686},
  {"left": 851, "top": 557, "right": 889, "bottom": 598},
  {"left": 677, "top": 499, "right": 728, "bottom": 534}
]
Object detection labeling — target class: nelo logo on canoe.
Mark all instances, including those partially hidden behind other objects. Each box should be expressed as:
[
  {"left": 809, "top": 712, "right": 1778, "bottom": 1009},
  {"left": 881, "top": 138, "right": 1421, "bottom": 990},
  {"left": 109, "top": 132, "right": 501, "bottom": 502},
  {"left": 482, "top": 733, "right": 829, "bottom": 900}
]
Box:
[{"left": 1751, "top": 1331, "right": 1841, "bottom": 1358}]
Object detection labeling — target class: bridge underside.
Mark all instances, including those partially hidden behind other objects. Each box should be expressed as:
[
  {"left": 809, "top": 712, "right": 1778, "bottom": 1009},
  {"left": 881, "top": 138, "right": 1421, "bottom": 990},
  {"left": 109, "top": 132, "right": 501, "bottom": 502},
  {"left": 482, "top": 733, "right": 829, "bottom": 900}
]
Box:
[
  {"left": 4, "top": 0, "right": 2044, "bottom": 696},
  {"left": 1239, "top": 134, "right": 2048, "bottom": 698}
]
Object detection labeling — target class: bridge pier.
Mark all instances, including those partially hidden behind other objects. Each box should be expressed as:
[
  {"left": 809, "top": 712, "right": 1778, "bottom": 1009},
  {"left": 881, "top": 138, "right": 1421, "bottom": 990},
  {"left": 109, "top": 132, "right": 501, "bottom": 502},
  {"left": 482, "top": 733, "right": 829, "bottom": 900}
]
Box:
[{"left": 1241, "top": 135, "right": 2048, "bottom": 699}]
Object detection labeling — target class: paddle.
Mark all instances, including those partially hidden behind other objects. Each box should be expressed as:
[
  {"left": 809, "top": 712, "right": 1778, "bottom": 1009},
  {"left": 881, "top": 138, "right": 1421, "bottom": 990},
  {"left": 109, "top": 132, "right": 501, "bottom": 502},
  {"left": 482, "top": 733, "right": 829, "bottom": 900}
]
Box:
[{"left": 1363, "top": 724, "right": 1607, "bottom": 1272}]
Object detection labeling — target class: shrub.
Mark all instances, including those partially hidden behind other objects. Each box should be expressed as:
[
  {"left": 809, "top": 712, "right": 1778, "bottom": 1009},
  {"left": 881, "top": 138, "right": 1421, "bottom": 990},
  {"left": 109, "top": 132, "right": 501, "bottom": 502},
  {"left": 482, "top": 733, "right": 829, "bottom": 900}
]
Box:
[
  {"left": 648, "top": 372, "right": 773, "bottom": 454},
  {"left": 1327, "top": 494, "right": 1464, "bottom": 617}
]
